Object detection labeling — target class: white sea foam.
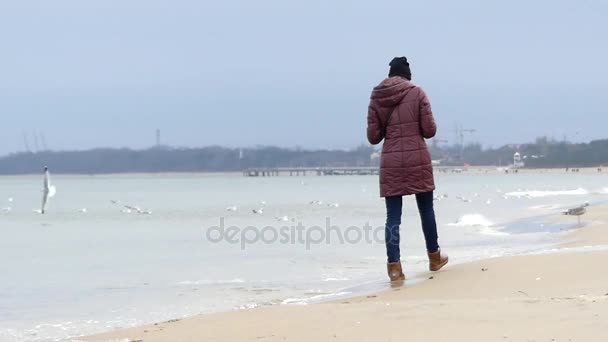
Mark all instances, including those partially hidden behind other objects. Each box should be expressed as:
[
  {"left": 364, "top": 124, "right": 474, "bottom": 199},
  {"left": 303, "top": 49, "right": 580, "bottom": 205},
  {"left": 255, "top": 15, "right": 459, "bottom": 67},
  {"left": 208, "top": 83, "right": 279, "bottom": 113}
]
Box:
[
  {"left": 175, "top": 278, "right": 245, "bottom": 286},
  {"left": 448, "top": 214, "right": 494, "bottom": 228},
  {"left": 448, "top": 214, "right": 508, "bottom": 236},
  {"left": 281, "top": 291, "right": 352, "bottom": 305},
  {"left": 323, "top": 277, "right": 349, "bottom": 282},
  {"left": 476, "top": 226, "right": 509, "bottom": 236},
  {"left": 529, "top": 204, "right": 562, "bottom": 210},
  {"left": 505, "top": 188, "right": 589, "bottom": 198},
  {"left": 233, "top": 303, "right": 259, "bottom": 310},
  {"left": 596, "top": 187, "right": 608, "bottom": 194}
]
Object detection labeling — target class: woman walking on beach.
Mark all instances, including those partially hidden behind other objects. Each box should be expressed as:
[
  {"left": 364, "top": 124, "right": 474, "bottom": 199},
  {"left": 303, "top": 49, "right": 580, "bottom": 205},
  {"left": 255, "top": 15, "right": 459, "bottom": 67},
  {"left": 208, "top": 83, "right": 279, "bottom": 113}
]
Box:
[{"left": 367, "top": 57, "right": 448, "bottom": 281}]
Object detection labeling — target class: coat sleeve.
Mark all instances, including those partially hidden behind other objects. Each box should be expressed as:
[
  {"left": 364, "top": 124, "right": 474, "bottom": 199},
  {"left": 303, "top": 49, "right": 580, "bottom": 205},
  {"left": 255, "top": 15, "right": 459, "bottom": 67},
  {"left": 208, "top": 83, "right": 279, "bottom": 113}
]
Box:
[
  {"left": 367, "top": 103, "right": 384, "bottom": 145},
  {"left": 418, "top": 88, "right": 437, "bottom": 139}
]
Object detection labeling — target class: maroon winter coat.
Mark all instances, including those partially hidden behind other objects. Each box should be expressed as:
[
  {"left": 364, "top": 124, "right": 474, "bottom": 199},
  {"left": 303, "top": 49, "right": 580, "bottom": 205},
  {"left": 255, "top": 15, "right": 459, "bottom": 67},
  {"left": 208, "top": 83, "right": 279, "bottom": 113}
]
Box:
[{"left": 367, "top": 77, "right": 437, "bottom": 197}]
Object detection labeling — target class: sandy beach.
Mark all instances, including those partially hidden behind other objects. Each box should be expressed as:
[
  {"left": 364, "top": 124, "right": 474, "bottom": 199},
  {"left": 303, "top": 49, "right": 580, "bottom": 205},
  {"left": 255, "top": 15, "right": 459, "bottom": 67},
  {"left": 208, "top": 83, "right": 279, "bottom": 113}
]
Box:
[{"left": 81, "top": 205, "right": 608, "bottom": 342}]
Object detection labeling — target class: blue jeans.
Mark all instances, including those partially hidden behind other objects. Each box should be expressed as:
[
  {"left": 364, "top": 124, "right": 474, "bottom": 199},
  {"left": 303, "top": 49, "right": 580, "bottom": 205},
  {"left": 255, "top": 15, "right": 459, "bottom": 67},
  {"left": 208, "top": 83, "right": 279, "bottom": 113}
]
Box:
[{"left": 385, "top": 191, "right": 439, "bottom": 263}]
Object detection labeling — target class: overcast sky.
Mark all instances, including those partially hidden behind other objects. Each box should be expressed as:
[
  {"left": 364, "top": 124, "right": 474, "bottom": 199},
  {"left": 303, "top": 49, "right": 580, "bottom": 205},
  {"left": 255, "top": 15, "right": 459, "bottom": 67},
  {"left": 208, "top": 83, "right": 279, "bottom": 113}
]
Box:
[{"left": 0, "top": 0, "right": 606, "bottom": 156}]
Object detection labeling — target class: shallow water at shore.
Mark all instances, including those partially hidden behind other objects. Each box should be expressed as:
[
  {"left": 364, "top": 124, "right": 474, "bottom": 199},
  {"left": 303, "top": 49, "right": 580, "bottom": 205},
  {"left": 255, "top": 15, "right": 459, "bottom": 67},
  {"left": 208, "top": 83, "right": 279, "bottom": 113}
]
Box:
[{"left": 1, "top": 171, "right": 607, "bottom": 341}]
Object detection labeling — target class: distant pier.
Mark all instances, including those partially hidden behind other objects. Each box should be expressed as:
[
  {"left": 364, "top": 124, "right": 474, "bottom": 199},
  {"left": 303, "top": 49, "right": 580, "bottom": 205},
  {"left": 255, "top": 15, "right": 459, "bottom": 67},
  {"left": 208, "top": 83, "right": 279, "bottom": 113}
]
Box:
[
  {"left": 243, "top": 167, "right": 380, "bottom": 177},
  {"left": 242, "top": 165, "right": 500, "bottom": 176}
]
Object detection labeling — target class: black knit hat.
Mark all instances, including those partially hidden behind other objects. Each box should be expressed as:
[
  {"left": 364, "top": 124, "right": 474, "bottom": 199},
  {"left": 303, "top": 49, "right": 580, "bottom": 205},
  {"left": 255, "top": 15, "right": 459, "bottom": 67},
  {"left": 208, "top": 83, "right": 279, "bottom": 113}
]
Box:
[{"left": 388, "top": 57, "right": 412, "bottom": 80}]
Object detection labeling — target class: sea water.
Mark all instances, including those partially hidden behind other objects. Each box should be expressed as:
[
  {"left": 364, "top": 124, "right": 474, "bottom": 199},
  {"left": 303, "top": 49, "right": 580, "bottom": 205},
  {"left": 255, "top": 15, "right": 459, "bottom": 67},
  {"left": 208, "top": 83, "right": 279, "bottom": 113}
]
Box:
[{"left": 0, "top": 171, "right": 606, "bottom": 341}]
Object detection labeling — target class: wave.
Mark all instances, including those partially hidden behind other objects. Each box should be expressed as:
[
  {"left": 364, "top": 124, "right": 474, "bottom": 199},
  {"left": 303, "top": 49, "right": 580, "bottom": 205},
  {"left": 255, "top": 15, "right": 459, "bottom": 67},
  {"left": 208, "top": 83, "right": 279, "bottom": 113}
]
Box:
[
  {"left": 505, "top": 188, "right": 589, "bottom": 198},
  {"left": 281, "top": 291, "right": 352, "bottom": 305},
  {"left": 448, "top": 214, "right": 494, "bottom": 228},
  {"left": 175, "top": 278, "right": 245, "bottom": 286},
  {"left": 323, "top": 277, "right": 349, "bottom": 282},
  {"left": 528, "top": 204, "right": 562, "bottom": 210},
  {"left": 594, "top": 187, "right": 608, "bottom": 195},
  {"left": 448, "top": 214, "right": 508, "bottom": 236}
]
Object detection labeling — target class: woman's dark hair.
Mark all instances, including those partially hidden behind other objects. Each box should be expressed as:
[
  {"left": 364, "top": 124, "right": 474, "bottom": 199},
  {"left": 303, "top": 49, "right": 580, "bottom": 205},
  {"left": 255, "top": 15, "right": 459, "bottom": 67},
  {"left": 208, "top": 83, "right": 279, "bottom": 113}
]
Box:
[{"left": 388, "top": 57, "right": 412, "bottom": 80}]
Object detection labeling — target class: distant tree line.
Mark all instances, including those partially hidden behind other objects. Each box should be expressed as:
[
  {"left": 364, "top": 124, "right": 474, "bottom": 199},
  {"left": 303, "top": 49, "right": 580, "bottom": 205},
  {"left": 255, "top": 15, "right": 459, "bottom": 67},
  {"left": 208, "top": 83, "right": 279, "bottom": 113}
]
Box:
[
  {"left": 519, "top": 138, "right": 608, "bottom": 168},
  {"left": 436, "top": 137, "right": 608, "bottom": 168},
  {"left": 0, "top": 145, "right": 376, "bottom": 174},
  {"left": 0, "top": 137, "right": 606, "bottom": 174}
]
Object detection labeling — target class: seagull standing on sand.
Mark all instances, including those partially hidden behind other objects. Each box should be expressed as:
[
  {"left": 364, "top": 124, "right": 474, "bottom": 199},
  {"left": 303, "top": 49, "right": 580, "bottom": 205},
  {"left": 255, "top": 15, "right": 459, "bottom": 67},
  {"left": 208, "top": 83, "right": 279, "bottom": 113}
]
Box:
[
  {"left": 41, "top": 167, "right": 56, "bottom": 214},
  {"left": 563, "top": 202, "right": 590, "bottom": 225}
]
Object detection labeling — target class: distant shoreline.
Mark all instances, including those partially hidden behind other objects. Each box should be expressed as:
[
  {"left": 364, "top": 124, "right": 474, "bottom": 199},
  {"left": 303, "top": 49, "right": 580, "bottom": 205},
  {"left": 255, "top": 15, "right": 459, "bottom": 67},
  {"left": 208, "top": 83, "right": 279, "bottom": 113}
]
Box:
[
  {"left": 3, "top": 139, "right": 608, "bottom": 175},
  {"left": 0, "top": 171, "right": 245, "bottom": 177},
  {"left": 0, "top": 166, "right": 603, "bottom": 177}
]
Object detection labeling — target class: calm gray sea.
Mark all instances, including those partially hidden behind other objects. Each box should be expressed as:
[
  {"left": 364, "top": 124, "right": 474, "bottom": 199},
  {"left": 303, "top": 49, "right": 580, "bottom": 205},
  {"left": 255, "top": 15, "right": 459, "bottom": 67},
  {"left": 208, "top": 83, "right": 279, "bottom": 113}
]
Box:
[{"left": 1, "top": 171, "right": 606, "bottom": 341}]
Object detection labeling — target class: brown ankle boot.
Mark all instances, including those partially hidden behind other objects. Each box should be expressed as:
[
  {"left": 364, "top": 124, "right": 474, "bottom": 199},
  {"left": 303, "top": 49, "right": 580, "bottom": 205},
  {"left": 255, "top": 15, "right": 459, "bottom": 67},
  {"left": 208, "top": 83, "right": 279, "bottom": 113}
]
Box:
[
  {"left": 387, "top": 261, "right": 406, "bottom": 281},
  {"left": 428, "top": 249, "right": 449, "bottom": 272}
]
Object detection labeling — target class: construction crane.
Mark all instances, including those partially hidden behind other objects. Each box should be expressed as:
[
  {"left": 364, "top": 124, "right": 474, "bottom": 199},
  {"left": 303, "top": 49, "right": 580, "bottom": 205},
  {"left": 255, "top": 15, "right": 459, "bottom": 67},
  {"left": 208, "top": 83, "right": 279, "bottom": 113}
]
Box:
[
  {"left": 453, "top": 125, "right": 476, "bottom": 162},
  {"left": 456, "top": 128, "right": 476, "bottom": 147}
]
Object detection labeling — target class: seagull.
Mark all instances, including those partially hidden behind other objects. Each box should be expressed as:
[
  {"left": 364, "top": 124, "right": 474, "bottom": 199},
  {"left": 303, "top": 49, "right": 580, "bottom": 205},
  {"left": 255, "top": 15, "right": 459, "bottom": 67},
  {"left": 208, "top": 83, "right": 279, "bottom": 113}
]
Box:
[
  {"left": 456, "top": 195, "right": 471, "bottom": 203},
  {"left": 275, "top": 215, "right": 289, "bottom": 222},
  {"left": 563, "top": 202, "right": 590, "bottom": 225},
  {"left": 226, "top": 206, "right": 238, "bottom": 212},
  {"left": 41, "top": 167, "right": 56, "bottom": 214},
  {"left": 252, "top": 208, "right": 264, "bottom": 215},
  {"left": 434, "top": 194, "right": 448, "bottom": 201},
  {"left": 124, "top": 205, "right": 139, "bottom": 212},
  {"left": 326, "top": 203, "right": 340, "bottom": 208},
  {"left": 120, "top": 204, "right": 151, "bottom": 215},
  {"left": 125, "top": 205, "right": 151, "bottom": 215}
]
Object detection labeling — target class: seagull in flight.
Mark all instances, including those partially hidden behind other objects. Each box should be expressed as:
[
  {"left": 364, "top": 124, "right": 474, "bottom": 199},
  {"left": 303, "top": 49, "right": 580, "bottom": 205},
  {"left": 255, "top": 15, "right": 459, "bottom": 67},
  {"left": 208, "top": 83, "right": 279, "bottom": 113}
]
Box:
[{"left": 41, "top": 167, "right": 56, "bottom": 214}]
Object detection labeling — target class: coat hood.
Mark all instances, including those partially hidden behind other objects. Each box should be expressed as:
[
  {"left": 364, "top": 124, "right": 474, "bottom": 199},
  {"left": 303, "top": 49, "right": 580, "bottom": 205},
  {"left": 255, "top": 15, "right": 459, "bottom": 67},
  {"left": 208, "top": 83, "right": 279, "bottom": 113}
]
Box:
[{"left": 370, "top": 77, "right": 417, "bottom": 108}]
